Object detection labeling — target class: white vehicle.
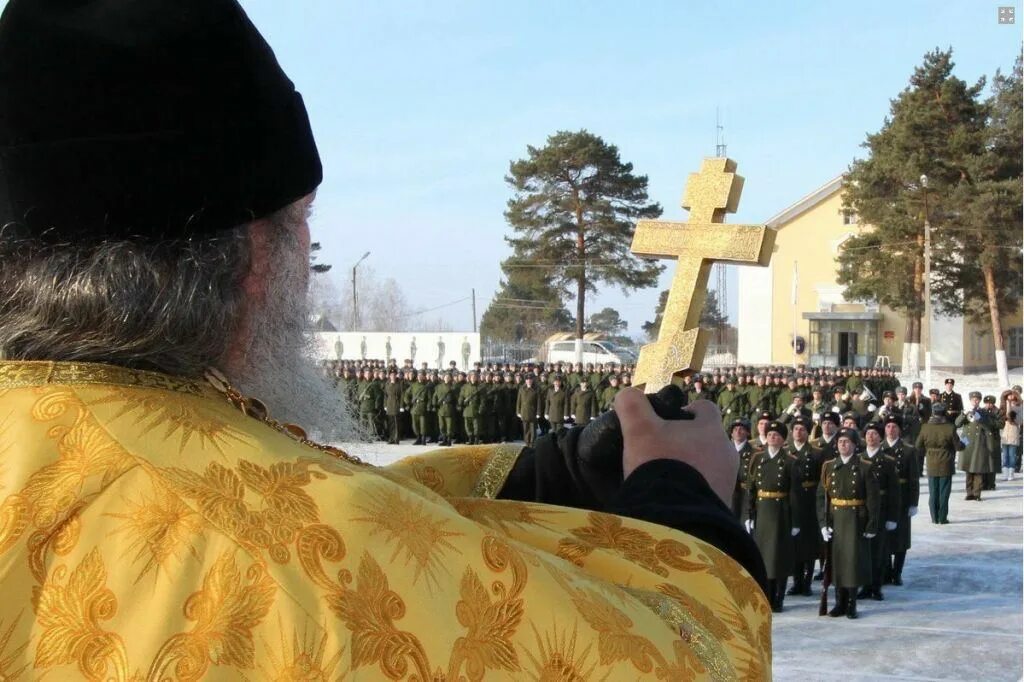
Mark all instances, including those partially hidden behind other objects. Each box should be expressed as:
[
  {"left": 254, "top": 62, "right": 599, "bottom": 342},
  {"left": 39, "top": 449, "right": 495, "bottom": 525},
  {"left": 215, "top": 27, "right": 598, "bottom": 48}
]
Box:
[{"left": 545, "top": 339, "right": 637, "bottom": 366}]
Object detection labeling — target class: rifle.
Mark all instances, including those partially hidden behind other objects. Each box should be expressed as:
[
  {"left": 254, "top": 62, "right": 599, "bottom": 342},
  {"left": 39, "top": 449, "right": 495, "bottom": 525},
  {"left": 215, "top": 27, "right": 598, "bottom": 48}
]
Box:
[{"left": 818, "top": 536, "right": 832, "bottom": 616}]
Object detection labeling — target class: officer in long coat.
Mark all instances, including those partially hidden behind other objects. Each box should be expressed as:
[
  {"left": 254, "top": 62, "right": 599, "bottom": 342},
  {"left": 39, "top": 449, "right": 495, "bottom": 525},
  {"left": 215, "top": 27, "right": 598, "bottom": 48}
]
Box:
[
  {"left": 956, "top": 391, "right": 997, "bottom": 500},
  {"left": 457, "top": 372, "right": 484, "bottom": 444},
  {"left": 858, "top": 422, "right": 900, "bottom": 601},
  {"left": 729, "top": 418, "right": 755, "bottom": 522},
  {"left": 383, "top": 370, "right": 404, "bottom": 444},
  {"left": 882, "top": 415, "right": 919, "bottom": 585},
  {"left": 747, "top": 421, "right": 800, "bottom": 612},
  {"left": 817, "top": 428, "right": 882, "bottom": 619},
  {"left": 787, "top": 416, "right": 824, "bottom": 596},
  {"left": 431, "top": 372, "right": 458, "bottom": 446}
]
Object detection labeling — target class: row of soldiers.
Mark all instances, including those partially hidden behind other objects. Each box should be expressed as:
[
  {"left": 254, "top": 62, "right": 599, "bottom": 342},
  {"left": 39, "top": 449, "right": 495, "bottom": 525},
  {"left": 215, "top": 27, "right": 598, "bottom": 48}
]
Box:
[
  {"left": 735, "top": 412, "right": 919, "bottom": 618},
  {"left": 333, "top": 365, "right": 628, "bottom": 446},
  {"left": 734, "top": 383, "right": 1020, "bottom": 619}
]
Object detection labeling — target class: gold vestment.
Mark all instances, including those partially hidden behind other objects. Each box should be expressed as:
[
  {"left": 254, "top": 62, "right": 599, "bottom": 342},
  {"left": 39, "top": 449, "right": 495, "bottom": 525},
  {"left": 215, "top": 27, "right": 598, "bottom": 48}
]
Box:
[{"left": 0, "top": 361, "right": 770, "bottom": 680}]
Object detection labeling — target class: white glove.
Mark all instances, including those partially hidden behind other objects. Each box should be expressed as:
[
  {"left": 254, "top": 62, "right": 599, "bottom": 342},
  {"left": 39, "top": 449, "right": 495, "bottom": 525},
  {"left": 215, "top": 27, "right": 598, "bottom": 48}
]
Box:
[
  {"left": 516, "top": 413, "right": 522, "bottom": 418},
  {"left": 744, "top": 519, "right": 754, "bottom": 533},
  {"left": 868, "top": 404, "right": 877, "bottom": 412},
  {"left": 399, "top": 408, "right": 405, "bottom": 412},
  {"left": 571, "top": 414, "right": 576, "bottom": 420},
  {"left": 864, "top": 532, "right": 876, "bottom": 539},
  {"left": 831, "top": 406, "right": 840, "bottom": 413},
  {"left": 813, "top": 413, "right": 821, "bottom": 422},
  {"left": 791, "top": 527, "right": 800, "bottom": 536},
  {"left": 544, "top": 414, "right": 549, "bottom": 420},
  {"left": 821, "top": 527, "right": 833, "bottom": 542},
  {"left": 726, "top": 408, "right": 732, "bottom": 414},
  {"left": 908, "top": 507, "right": 918, "bottom": 518},
  {"left": 787, "top": 404, "right": 797, "bottom": 415},
  {"left": 885, "top": 521, "right": 898, "bottom": 531}
]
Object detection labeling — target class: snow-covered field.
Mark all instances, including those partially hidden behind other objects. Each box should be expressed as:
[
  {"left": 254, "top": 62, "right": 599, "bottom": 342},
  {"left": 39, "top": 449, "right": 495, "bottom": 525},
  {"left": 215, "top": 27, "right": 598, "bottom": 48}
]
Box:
[
  {"left": 336, "top": 438, "right": 1023, "bottom": 681},
  {"left": 898, "top": 368, "right": 1024, "bottom": 399}
]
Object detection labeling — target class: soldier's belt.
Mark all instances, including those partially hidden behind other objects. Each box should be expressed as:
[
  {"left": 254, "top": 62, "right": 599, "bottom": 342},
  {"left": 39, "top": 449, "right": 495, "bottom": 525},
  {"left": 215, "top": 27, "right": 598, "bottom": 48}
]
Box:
[
  {"left": 757, "top": 491, "right": 788, "bottom": 500},
  {"left": 831, "top": 498, "right": 865, "bottom": 507},
  {"left": 801, "top": 481, "right": 818, "bottom": 489}
]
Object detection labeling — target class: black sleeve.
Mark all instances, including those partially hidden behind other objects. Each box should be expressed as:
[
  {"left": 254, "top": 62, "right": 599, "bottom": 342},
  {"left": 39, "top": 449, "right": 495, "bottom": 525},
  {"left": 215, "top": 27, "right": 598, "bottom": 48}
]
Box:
[{"left": 498, "top": 433, "right": 767, "bottom": 595}]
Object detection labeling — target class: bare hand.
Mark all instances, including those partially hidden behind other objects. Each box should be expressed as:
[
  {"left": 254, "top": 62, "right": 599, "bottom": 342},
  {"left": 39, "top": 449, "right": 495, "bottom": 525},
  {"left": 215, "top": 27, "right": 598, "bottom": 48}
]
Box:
[{"left": 616, "top": 388, "right": 738, "bottom": 505}]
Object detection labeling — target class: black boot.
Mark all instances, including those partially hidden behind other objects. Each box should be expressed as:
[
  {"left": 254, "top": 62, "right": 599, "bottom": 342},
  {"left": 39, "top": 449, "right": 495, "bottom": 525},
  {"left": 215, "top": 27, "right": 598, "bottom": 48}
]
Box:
[
  {"left": 828, "top": 588, "right": 848, "bottom": 617},
  {"left": 893, "top": 552, "right": 906, "bottom": 585},
  {"left": 802, "top": 563, "right": 814, "bottom": 596},
  {"left": 871, "top": 584, "right": 885, "bottom": 601},
  {"left": 774, "top": 581, "right": 787, "bottom": 613},
  {"left": 787, "top": 573, "right": 802, "bottom": 596},
  {"left": 846, "top": 595, "right": 859, "bottom": 619},
  {"left": 856, "top": 587, "right": 872, "bottom": 599}
]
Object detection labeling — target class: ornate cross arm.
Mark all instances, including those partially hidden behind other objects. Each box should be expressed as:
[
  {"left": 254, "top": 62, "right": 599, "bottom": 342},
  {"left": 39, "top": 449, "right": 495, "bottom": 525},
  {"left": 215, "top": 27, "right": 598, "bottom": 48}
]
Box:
[{"left": 630, "top": 158, "right": 776, "bottom": 393}]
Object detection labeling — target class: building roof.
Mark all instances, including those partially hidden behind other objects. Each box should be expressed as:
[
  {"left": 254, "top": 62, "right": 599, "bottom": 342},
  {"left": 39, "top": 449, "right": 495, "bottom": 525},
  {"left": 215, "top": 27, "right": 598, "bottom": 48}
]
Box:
[{"left": 765, "top": 175, "right": 844, "bottom": 229}]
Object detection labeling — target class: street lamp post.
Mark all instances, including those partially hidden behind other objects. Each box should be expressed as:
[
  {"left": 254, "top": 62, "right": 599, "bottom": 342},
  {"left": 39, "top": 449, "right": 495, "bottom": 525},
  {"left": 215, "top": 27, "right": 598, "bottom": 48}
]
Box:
[
  {"left": 920, "top": 175, "right": 931, "bottom": 389},
  {"left": 352, "top": 251, "right": 370, "bottom": 329}
]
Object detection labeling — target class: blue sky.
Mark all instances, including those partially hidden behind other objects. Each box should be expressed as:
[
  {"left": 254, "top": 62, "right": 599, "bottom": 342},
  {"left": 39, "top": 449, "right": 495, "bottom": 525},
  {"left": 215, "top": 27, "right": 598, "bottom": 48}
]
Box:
[{"left": 241, "top": 0, "right": 1021, "bottom": 335}]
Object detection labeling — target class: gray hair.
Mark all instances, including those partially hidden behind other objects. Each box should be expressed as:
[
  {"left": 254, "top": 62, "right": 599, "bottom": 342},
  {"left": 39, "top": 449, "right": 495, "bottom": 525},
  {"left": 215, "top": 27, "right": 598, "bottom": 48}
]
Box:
[{"left": 0, "top": 202, "right": 363, "bottom": 441}]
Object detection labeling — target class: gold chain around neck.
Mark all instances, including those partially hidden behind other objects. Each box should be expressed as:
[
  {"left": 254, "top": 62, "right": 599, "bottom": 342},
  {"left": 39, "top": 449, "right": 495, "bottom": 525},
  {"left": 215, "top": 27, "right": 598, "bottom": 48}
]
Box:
[{"left": 203, "top": 367, "right": 369, "bottom": 467}]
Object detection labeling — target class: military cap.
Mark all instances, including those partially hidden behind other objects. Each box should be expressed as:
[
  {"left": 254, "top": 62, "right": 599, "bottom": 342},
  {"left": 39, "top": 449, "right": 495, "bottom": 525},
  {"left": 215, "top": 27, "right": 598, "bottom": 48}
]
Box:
[
  {"left": 895, "top": 385, "right": 908, "bottom": 394},
  {"left": 766, "top": 421, "right": 788, "bottom": 439},
  {"left": 791, "top": 416, "right": 812, "bottom": 431},
  {"left": 756, "top": 411, "right": 773, "bottom": 423},
  {"left": 944, "top": 378, "right": 955, "bottom": 386},
  {"left": 837, "top": 427, "right": 859, "bottom": 444},
  {"left": 883, "top": 414, "right": 902, "bottom": 429},
  {"left": 842, "top": 411, "right": 859, "bottom": 422},
  {"left": 882, "top": 390, "right": 895, "bottom": 399},
  {"left": 984, "top": 395, "right": 997, "bottom": 404},
  {"left": 820, "top": 411, "right": 841, "bottom": 426},
  {"left": 969, "top": 390, "right": 982, "bottom": 400},
  {"left": 728, "top": 418, "right": 750, "bottom": 435},
  {"left": 833, "top": 385, "right": 845, "bottom": 394},
  {"left": 931, "top": 403, "right": 947, "bottom": 416},
  {"left": 726, "top": 375, "right": 736, "bottom": 383},
  {"left": 1013, "top": 384, "right": 1023, "bottom": 394},
  {"left": 863, "top": 421, "right": 884, "bottom": 437}
]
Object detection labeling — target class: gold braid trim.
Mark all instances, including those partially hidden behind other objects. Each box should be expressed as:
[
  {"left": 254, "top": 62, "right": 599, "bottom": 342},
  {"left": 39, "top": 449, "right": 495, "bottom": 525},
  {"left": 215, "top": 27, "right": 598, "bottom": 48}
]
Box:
[
  {"left": 469, "top": 444, "right": 524, "bottom": 499},
  {"left": 622, "top": 586, "right": 736, "bottom": 682},
  {"left": 0, "top": 360, "right": 209, "bottom": 395}
]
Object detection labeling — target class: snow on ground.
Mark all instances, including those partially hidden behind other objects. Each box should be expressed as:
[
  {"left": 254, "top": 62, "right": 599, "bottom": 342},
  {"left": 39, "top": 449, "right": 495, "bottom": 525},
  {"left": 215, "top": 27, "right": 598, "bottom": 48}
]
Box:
[{"left": 335, "top": 439, "right": 1023, "bottom": 681}]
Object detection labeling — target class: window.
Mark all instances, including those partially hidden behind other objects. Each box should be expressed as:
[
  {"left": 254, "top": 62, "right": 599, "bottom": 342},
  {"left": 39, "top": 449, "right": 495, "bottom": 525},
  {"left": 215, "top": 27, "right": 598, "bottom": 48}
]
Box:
[
  {"left": 1009, "top": 327, "right": 1023, "bottom": 359},
  {"left": 841, "top": 210, "right": 858, "bottom": 225}
]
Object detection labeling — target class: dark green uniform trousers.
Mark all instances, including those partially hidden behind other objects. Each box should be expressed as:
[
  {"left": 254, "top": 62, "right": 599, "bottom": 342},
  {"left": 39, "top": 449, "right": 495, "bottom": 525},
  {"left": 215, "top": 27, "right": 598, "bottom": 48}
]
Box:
[{"left": 928, "top": 476, "right": 951, "bottom": 523}]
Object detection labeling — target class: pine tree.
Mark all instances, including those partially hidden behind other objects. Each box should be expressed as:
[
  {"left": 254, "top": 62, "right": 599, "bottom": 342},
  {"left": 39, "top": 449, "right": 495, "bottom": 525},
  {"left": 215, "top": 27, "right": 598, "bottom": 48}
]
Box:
[
  {"left": 309, "top": 242, "right": 331, "bottom": 274},
  {"left": 934, "top": 55, "right": 1023, "bottom": 386},
  {"left": 479, "top": 252, "right": 574, "bottom": 342},
  {"left": 837, "top": 48, "right": 987, "bottom": 374},
  {"left": 504, "top": 130, "right": 664, "bottom": 339}
]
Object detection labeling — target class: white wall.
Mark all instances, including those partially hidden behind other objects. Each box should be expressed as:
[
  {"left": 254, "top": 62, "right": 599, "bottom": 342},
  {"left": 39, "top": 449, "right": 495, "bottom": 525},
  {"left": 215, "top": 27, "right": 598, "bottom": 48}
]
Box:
[
  {"left": 314, "top": 332, "right": 481, "bottom": 369},
  {"left": 737, "top": 262, "right": 774, "bottom": 364},
  {"left": 928, "top": 313, "right": 964, "bottom": 368}
]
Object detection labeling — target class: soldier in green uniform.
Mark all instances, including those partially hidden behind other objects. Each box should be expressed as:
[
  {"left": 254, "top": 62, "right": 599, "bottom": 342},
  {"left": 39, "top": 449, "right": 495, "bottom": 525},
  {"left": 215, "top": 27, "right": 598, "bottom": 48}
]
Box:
[
  {"left": 746, "top": 421, "right": 800, "bottom": 612},
  {"left": 516, "top": 374, "right": 540, "bottom": 446},
  {"left": 545, "top": 376, "right": 569, "bottom": 436},
  {"left": 883, "top": 415, "right": 919, "bottom": 585},
  {"left": 807, "top": 386, "right": 830, "bottom": 439},
  {"left": 729, "top": 418, "right": 755, "bottom": 522},
  {"left": 858, "top": 422, "right": 900, "bottom": 601},
  {"left": 536, "top": 373, "right": 550, "bottom": 436},
  {"left": 787, "top": 416, "right": 824, "bottom": 596},
  {"left": 717, "top": 376, "right": 749, "bottom": 429},
  {"left": 894, "top": 386, "right": 922, "bottom": 447},
  {"left": 571, "top": 380, "right": 598, "bottom": 427},
  {"left": 403, "top": 371, "right": 432, "bottom": 445},
  {"left": 458, "top": 371, "right": 484, "bottom": 444},
  {"left": 599, "top": 374, "right": 622, "bottom": 413},
  {"left": 817, "top": 428, "right": 882, "bottom": 619},
  {"left": 356, "top": 371, "right": 384, "bottom": 438},
  {"left": 982, "top": 395, "right": 1002, "bottom": 490},
  {"left": 382, "top": 370, "right": 404, "bottom": 444},
  {"left": 915, "top": 403, "right": 962, "bottom": 524},
  {"left": 956, "top": 391, "right": 997, "bottom": 500},
  {"left": 746, "top": 375, "right": 774, "bottom": 423},
  {"left": 432, "top": 372, "right": 458, "bottom": 446}
]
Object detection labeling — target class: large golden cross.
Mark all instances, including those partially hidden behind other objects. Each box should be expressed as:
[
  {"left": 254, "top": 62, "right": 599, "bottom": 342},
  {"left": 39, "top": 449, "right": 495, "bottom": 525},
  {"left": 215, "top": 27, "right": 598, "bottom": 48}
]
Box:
[{"left": 630, "top": 157, "right": 775, "bottom": 392}]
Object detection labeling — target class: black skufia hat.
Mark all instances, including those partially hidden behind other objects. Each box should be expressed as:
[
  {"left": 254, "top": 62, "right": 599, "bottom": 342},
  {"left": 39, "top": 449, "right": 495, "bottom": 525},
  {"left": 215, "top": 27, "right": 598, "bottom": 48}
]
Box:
[{"left": 0, "top": 0, "right": 322, "bottom": 241}]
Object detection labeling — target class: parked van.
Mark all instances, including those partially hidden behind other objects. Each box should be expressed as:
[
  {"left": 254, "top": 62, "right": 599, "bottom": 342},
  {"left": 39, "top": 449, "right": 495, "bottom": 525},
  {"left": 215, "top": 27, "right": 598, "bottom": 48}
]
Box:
[{"left": 545, "top": 339, "right": 637, "bottom": 366}]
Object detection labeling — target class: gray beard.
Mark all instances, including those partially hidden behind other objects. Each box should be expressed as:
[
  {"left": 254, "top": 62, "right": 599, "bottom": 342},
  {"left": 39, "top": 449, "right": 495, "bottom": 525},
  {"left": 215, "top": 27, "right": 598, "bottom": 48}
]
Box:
[{"left": 229, "top": 242, "right": 364, "bottom": 444}]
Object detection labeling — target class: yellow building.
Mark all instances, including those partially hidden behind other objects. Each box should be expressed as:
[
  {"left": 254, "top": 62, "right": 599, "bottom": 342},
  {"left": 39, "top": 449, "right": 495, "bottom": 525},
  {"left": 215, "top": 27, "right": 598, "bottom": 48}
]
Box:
[{"left": 737, "top": 176, "right": 1023, "bottom": 371}]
